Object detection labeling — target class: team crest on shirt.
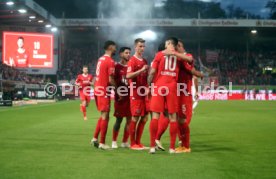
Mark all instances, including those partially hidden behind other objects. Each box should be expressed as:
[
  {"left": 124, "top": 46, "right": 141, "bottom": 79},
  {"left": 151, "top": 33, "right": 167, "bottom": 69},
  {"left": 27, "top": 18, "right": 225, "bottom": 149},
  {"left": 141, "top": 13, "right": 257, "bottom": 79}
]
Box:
[
  {"left": 136, "top": 109, "right": 141, "bottom": 115},
  {"left": 182, "top": 104, "right": 186, "bottom": 114},
  {"left": 127, "top": 67, "right": 132, "bottom": 72}
]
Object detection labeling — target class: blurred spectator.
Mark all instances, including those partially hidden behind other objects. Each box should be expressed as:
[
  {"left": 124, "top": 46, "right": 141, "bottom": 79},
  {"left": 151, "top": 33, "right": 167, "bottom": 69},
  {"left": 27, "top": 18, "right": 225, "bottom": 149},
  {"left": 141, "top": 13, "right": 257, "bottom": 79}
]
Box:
[
  {"left": 0, "top": 63, "right": 45, "bottom": 84},
  {"left": 199, "top": 49, "right": 275, "bottom": 85},
  {"left": 57, "top": 46, "right": 98, "bottom": 82},
  {"left": 57, "top": 47, "right": 275, "bottom": 86}
]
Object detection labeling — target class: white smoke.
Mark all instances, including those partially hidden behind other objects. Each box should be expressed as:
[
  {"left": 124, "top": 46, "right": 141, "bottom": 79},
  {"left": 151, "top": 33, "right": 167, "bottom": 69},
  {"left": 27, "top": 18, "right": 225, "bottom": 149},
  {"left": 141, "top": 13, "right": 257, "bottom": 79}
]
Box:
[{"left": 97, "top": 0, "right": 165, "bottom": 61}]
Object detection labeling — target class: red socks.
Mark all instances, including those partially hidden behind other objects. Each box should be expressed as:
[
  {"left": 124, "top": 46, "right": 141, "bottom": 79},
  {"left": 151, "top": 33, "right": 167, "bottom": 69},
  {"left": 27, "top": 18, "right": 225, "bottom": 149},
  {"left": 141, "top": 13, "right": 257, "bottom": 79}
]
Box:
[
  {"left": 122, "top": 128, "right": 129, "bottom": 143},
  {"left": 122, "top": 120, "right": 130, "bottom": 143},
  {"left": 156, "top": 115, "right": 169, "bottom": 140},
  {"left": 100, "top": 119, "right": 109, "bottom": 144},
  {"left": 93, "top": 117, "right": 102, "bottom": 139},
  {"left": 113, "top": 120, "right": 130, "bottom": 143},
  {"left": 183, "top": 125, "right": 190, "bottom": 148},
  {"left": 112, "top": 130, "right": 119, "bottom": 142},
  {"left": 81, "top": 105, "right": 86, "bottom": 117},
  {"left": 169, "top": 121, "right": 178, "bottom": 150},
  {"left": 149, "top": 118, "right": 158, "bottom": 147},
  {"left": 178, "top": 122, "right": 184, "bottom": 143},
  {"left": 129, "top": 120, "right": 137, "bottom": 146},
  {"left": 136, "top": 120, "right": 146, "bottom": 145}
]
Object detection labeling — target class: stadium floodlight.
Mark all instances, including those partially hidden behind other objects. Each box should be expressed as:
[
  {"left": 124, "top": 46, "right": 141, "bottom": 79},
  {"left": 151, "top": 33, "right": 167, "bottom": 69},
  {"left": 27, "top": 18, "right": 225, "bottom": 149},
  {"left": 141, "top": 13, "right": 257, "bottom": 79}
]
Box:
[
  {"left": 134, "top": 30, "right": 157, "bottom": 41},
  {"left": 45, "top": 24, "right": 52, "bottom": 28},
  {"left": 29, "top": 16, "right": 36, "bottom": 19},
  {"left": 38, "top": 20, "right": 44, "bottom": 23},
  {"left": 6, "top": 1, "right": 14, "bottom": 6},
  {"left": 18, "top": 9, "right": 27, "bottom": 14},
  {"left": 51, "top": 27, "right": 58, "bottom": 32},
  {"left": 251, "top": 30, "right": 257, "bottom": 34}
]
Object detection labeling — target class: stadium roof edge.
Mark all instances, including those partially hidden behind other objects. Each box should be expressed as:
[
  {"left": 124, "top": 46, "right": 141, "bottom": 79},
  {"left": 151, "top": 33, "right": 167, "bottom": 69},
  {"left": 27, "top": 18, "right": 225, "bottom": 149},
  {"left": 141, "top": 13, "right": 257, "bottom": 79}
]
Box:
[
  {"left": 56, "top": 18, "right": 276, "bottom": 28},
  {"left": 19, "top": 1, "right": 276, "bottom": 28},
  {"left": 22, "top": 0, "right": 58, "bottom": 25}
]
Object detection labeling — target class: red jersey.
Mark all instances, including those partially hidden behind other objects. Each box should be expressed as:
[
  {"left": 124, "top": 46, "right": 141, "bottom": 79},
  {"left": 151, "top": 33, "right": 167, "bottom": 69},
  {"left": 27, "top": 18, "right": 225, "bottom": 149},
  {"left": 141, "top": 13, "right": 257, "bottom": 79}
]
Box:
[
  {"left": 94, "top": 55, "right": 115, "bottom": 95},
  {"left": 127, "top": 55, "right": 148, "bottom": 99},
  {"left": 75, "top": 74, "right": 93, "bottom": 91},
  {"left": 14, "top": 50, "right": 29, "bottom": 68},
  {"left": 115, "top": 62, "right": 128, "bottom": 87},
  {"left": 178, "top": 53, "right": 194, "bottom": 94},
  {"left": 114, "top": 62, "right": 129, "bottom": 101},
  {"left": 151, "top": 51, "right": 180, "bottom": 85}
]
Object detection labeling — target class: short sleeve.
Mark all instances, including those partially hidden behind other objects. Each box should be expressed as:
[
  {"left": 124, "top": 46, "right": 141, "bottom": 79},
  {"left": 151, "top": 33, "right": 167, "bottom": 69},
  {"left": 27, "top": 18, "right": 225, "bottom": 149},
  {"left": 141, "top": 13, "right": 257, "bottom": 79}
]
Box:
[
  {"left": 75, "top": 75, "right": 81, "bottom": 83},
  {"left": 89, "top": 75, "right": 93, "bottom": 82},
  {"left": 182, "top": 53, "right": 194, "bottom": 71},
  {"left": 127, "top": 59, "right": 135, "bottom": 73},
  {"left": 151, "top": 52, "right": 161, "bottom": 70},
  {"left": 182, "top": 61, "right": 194, "bottom": 72},
  {"left": 108, "top": 60, "right": 115, "bottom": 76}
]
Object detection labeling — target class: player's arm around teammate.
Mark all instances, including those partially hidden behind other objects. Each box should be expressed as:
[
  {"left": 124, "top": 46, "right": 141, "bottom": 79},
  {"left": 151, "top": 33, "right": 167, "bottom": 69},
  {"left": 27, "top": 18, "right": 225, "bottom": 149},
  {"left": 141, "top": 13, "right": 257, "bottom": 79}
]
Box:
[{"left": 149, "top": 37, "right": 181, "bottom": 154}]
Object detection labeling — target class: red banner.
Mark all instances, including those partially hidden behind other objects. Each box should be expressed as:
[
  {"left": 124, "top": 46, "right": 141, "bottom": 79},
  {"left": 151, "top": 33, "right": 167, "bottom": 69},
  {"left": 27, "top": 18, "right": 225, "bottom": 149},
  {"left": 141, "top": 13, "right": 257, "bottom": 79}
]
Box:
[
  {"left": 2, "top": 31, "right": 54, "bottom": 68},
  {"left": 199, "top": 93, "right": 276, "bottom": 101}
]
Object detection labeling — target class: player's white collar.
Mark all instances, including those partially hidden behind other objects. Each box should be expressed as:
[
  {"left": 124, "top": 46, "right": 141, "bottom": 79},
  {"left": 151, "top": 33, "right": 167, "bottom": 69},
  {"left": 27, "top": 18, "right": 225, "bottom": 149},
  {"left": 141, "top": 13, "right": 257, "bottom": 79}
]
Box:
[
  {"left": 118, "top": 62, "right": 127, "bottom": 67},
  {"left": 82, "top": 73, "right": 88, "bottom": 77},
  {"left": 104, "top": 54, "right": 111, "bottom": 57},
  {"left": 134, "top": 55, "right": 143, "bottom": 61}
]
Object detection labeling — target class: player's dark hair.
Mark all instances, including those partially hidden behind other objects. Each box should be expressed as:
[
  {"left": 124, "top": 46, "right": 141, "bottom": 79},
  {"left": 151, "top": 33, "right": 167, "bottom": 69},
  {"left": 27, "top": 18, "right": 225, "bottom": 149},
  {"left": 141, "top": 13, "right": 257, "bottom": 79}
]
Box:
[
  {"left": 134, "top": 38, "right": 145, "bottom": 45},
  {"left": 158, "top": 42, "right": 165, "bottom": 51},
  {"left": 104, "top": 40, "right": 116, "bottom": 50},
  {"left": 18, "top": 36, "right": 24, "bottom": 41},
  {"left": 178, "top": 39, "right": 184, "bottom": 46},
  {"left": 166, "top": 37, "right": 178, "bottom": 48},
  {"left": 83, "top": 65, "right": 88, "bottom": 69},
  {"left": 119, "top": 47, "right": 131, "bottom": 54}
]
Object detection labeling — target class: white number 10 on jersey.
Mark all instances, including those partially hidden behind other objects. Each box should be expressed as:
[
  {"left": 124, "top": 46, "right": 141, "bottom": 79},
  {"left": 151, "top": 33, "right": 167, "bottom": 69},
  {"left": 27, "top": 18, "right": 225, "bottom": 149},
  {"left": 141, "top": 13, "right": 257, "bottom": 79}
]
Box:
[{"left": 164, "top": 56, "right": 177, "bottom": 71}]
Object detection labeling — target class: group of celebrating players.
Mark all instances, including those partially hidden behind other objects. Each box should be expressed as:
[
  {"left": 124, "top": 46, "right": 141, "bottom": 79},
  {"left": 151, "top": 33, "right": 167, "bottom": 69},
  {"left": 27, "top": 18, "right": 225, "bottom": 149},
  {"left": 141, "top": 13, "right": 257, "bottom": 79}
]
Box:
[{"left": 75, "top": 37, "right": 203, "bottom": 154}]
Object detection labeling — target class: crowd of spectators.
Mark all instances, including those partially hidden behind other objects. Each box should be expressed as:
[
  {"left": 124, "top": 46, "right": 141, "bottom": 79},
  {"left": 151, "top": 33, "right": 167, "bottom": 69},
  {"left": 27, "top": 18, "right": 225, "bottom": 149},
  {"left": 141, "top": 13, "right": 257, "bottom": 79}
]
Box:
[
  {"left": 210, "top": 50, "right": 275, "bottom": 85},
  {"left": 0, "top": 63, "right": 47, "bottom": 84},
  {"left": 57, "top": 47, "right": 275, "bottom": 86},
  {"left": 57, "top": 47, "right": 98, "bottom": 83}
]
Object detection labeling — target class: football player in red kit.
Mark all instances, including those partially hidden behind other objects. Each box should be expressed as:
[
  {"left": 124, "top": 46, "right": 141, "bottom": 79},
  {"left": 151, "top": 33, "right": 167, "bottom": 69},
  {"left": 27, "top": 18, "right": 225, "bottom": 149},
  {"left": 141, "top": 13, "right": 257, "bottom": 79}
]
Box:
[
  {"left": 75, "top": 65, "right": 93, "bottom": 121},
  {"left": 91, "top": 41, "right": 117, "bottom": 150},
  {"left": 153, "top": 39, "right": 203, "bottom": 153},
  {"left": 126, "top": 38, "right": 149, "bottom": 150},
  {"left": 148, "top": 37, "right": 193, "bottom": 154},
  {"left": 176, "top": 39, "right": 204, "bottom": 153},
  {"left": 112, "top": 47, "right": 132, "bottom": 149},
  {"left": 9, "top": 37, "right": 29, "bottom": 68}
]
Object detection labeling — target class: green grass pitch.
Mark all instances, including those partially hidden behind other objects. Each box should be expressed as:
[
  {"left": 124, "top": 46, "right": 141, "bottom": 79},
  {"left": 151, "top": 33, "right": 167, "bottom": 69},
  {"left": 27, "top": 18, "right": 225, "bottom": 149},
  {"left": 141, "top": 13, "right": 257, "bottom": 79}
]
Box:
[{"left": 0, "top": 100, "right": 276, "bottom": 179}]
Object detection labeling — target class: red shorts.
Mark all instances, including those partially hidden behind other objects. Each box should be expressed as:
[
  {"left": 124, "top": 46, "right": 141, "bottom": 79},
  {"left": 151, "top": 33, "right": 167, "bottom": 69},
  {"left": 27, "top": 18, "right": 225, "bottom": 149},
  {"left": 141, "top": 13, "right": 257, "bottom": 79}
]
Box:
[
  {"left": 94, "top": 95, "right": 111, "bottom": 112},
  {"left": 178, "top": 94, "right": 193, "bottom": 125},
  {"left": 79, "top": 91, "right": 91, "bottom": 104},
  {"left": 130, "top": 97, "right": 147, "bottom": 117},
  {"left": 114, "top": 98, "right": 131, "bottom": 118},
  {"left": 150, "top": 84, "right": 178, "bottom": 114}
]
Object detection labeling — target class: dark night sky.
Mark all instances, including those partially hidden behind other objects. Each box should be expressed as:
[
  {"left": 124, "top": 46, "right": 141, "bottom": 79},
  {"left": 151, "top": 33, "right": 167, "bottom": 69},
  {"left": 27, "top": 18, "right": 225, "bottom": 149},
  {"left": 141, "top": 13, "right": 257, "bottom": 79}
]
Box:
[
  {"left": 34, "top": 0, "right": 99, "bottom": 18},
  {"left": 34, "top": 0, "right": 270, "bottom": 18}
]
